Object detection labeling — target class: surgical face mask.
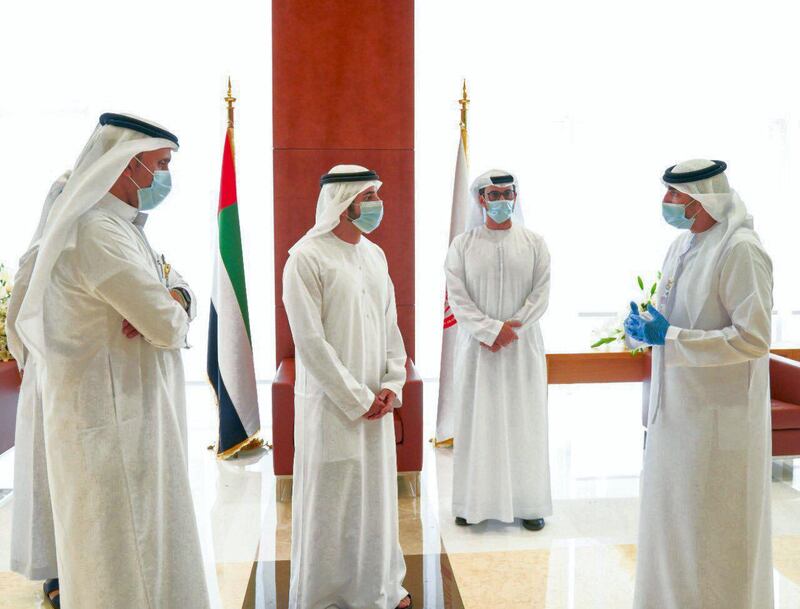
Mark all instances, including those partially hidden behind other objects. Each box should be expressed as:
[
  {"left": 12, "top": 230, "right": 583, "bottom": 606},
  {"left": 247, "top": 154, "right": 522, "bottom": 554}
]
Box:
[
  {"left": 662, "top": 201, "right": 700, "bottom": 230},
  {"left": 485, "top": 199, "right": 515, "bottom": 223},
  {"left": 349, "top": 200, "right": 384, "bottom": 234},
  {"left": 128, "top": 157, "right": 172, "bottom": 211}
]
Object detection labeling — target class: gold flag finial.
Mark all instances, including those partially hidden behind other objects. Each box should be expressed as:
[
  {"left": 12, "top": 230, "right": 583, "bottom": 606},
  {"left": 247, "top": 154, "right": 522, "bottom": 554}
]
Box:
[
  {"left": 459, "top": 78, "right": 470, "bottom": 157},
  {"left": 225, "top": 77, "right": 237, "bottom": 130}
]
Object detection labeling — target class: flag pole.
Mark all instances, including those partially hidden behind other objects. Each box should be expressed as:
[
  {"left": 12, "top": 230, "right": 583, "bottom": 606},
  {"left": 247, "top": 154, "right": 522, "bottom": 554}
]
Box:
[
  {"left": 459, "top": 78, "right": 469, "bottom": 160},
  {"left": 225, "top": 77, "right": 237, "bottom": 156},
  {"left": 432, "top": 80, "right": 471, "bottom": 449},
  {"left": 226, "top": 76, "right": 236, "bottom": 129}
]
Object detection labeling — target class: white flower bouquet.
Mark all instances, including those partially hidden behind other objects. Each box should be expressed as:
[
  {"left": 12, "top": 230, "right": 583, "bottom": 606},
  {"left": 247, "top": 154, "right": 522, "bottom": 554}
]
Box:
[
  {"left": 0, "top": 264, "right": 14, "bottom": 362},
  {"left": 590, "top": 272, "right": 661, "bottom": 356}
]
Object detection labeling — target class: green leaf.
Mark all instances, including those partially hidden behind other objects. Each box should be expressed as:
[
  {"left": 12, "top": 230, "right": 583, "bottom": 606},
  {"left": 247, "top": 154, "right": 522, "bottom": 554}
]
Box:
[
  {"left": 591, "top": 337, "right": 618, "bottom": 349},
  {"left": 650, "top": 283, "right": 657, "bottom": 296},
  {"left": 637, "top": 276, "right": 644, "bottom": 290}
]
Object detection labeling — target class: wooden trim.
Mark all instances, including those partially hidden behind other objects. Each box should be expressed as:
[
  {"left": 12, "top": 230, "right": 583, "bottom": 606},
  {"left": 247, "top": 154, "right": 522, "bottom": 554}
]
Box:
[
  {"left": 773, "top": 348, "right": 800, "bottom": 362},
  {"left": 546, "top": 349, "right": 800, "bottom": 385},
  {"left": 546, "top": 352, "right": 649, "bottom": 384}
]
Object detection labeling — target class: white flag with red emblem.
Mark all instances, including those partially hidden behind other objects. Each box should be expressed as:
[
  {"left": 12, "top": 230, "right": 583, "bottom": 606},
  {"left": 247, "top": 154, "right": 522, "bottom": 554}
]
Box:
[{"left": 435, "top": 134, "right": 470, "bottom": 445}]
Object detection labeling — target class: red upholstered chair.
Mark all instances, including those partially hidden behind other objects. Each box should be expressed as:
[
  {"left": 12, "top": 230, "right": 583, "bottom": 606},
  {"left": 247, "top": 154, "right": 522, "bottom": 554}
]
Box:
[
  {"left": 643, "top": 351, "right": 800, "bottom": 457},
  {"left": 769, "top": 354, "right": 800, "bottom": 457},
  {"left": 0, "top": 362, "right": 21, "bottom": 454},
  {"left": 271, "top": 358, "right": 424, "bottom": 478}
]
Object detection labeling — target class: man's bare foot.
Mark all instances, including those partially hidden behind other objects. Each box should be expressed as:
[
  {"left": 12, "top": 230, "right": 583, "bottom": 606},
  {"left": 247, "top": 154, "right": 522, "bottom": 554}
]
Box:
[{"left": 397, "top": 594, "right": 412, "bottom": 608}]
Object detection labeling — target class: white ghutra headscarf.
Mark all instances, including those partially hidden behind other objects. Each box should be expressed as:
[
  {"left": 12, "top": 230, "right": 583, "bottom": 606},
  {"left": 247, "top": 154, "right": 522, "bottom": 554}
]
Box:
[
  {"left": 288, "top": 164, "right": 382, "bottom": 255},
  {"left": 662, "top": 158, "right": 756, "bottom": 325},
  {"left": 466, "top": 168, "right": 526, "bottom": 231}
]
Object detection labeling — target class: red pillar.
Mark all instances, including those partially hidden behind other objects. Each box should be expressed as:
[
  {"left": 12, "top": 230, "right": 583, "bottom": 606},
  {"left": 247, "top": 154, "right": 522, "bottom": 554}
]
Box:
[
  {"left": 272, "top": 0, "right": 415, "bottom": 364},
  {"left": 271, "top": 1, "right": 421, "bottom": 477}
]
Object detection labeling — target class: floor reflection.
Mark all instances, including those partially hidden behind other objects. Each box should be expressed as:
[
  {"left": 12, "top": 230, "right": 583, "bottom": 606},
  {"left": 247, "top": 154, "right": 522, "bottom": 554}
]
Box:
[
  {"left": 1, "top": 382, "right": 799, "bottom": 608},
  {"left": 243, "top": 552, "right": 465, "bottom": 609}
]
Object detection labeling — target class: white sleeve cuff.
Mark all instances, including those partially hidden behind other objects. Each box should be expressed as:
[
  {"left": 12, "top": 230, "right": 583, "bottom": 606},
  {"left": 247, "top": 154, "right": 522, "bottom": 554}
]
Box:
[
  {"left": 342, "top": 387, "right": 375, "bottom": 421},
  {"left": 665, "top": 325, "right": 682, "bottom": 341},
  {"left": 478, "top": 319, "right": 505, "bottom": 346},
  {"left": 381, "top": 383, "right": 404, "bottom": 407}
]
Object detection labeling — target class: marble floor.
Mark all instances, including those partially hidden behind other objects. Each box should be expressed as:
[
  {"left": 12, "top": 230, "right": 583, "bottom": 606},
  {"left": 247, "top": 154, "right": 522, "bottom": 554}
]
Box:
[{"left": 1, "top": 381, "right": 799, "bottom": 608}]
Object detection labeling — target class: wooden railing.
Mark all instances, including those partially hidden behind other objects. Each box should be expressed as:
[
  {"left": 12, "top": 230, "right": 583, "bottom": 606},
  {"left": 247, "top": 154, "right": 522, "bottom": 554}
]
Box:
[{"left": 546, "top": 349, "right": 800, "bottom": 384}]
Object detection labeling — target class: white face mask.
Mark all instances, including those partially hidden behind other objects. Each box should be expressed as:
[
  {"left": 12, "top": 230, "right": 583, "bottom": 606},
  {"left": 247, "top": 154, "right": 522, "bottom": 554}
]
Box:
[{"left": 348, "top": 200, "right": 384, "bottom": 233}]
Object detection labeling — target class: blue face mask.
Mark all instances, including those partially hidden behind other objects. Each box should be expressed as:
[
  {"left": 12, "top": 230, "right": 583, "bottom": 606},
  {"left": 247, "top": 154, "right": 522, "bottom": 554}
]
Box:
[
  {"left": 662, "top": 202, "right": 699, "bottom": 230},
  {"left": 129, "top": 157, "right": 172, "bottom": 211},
  {"left": 485, "top": 200, "right": 515, "bottom": 224},
  {"left": 350, "top": 200, "right": 384, "bottom": 234}
]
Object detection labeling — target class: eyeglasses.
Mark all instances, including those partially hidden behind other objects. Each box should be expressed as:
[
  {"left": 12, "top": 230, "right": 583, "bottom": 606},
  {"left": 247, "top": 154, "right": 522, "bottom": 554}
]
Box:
[{"left": 484, "top": 189, "right": 516, "bottom": 202}]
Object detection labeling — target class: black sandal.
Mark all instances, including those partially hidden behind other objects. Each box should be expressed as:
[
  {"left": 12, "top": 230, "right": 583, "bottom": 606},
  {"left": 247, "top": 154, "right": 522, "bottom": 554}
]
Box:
[
  {"left": 43, "top": 578, "right": 60, "bottom": 609},
  {"left": 396, "top": 593, "right": 412, "bottom": 609}
]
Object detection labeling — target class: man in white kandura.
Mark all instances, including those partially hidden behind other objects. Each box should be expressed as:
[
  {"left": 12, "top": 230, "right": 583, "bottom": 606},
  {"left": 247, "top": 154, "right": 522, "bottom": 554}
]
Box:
[
  {"left": 626, "top": 159, "right": 774, "bottom": 609},
  {"left": 7, "top": 173, "right": 67, "bottom": 606},
  {"left": 14, "top": 113, "right": 210, "bottom": 609},
  {"left": 445, "top": 169, "right": 552, "bottom": 531},
  {"left": 283, "top": 165, "right": 411, "bottom": 609}
]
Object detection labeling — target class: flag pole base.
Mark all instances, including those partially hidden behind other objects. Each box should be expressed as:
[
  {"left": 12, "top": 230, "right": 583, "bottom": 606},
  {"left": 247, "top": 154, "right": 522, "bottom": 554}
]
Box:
[
  {"left": 216, "top": 434, "right": 268, "bottom": 460},
  {"left": 430, "top": 437, "right": 454, "bottom": 448}
]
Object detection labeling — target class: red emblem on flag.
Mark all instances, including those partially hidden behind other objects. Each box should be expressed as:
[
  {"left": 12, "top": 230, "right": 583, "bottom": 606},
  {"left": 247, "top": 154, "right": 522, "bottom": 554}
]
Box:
[{"left": 443, "top": 293, "right": 457, "bottom": 329}]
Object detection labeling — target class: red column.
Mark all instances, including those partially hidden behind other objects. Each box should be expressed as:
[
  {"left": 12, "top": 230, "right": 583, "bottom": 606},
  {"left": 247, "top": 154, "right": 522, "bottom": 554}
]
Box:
[{"left": 272, "top": 0, "right": 415, "bottom": 364}]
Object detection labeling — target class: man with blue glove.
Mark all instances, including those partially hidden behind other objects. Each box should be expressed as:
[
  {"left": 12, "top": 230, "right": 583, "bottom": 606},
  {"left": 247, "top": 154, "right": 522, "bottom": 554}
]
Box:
[{"left": 627, "top": 159, "right": 774, "bottom": 609}]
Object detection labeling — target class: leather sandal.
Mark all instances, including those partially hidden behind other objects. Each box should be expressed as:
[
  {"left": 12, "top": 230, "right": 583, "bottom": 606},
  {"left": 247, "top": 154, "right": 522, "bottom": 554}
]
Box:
[{"left": 43, "top": 578, "right": 60, "bottom": 609}]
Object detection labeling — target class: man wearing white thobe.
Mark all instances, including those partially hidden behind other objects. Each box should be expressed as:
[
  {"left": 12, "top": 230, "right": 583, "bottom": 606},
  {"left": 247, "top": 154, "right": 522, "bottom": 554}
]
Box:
[
  {"left": 626, "top": 159, "right": 774, "bottom": 609},
  {"left": 445, "top": 169, "right": 552, "bottom": 530},
  {"left": 15, "top": 113, "right": 210, "bottom": 609},
  {"left": 7, "top": 173, "right": 67, "bottom": 603},
  {"left": 283, "top": 165, "right": 411, "bottom": 609}
]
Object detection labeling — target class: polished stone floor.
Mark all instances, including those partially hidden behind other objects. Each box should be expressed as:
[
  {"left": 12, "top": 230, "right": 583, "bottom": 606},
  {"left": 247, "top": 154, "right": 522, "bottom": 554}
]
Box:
[{"left": 1, "top": 381, "right": 799, "bottom": 608}]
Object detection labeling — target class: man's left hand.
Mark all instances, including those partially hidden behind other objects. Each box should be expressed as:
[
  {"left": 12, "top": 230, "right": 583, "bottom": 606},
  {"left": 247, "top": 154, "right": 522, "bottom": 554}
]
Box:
[
  {"left": 625, "top": 301, "right": 670, "bottom": 346},
  {"left": 366, "top": 389, "right": 396, "bottom": 420},
  {"left": 170, "top": 289, "right": 189, "bottom": 313}
]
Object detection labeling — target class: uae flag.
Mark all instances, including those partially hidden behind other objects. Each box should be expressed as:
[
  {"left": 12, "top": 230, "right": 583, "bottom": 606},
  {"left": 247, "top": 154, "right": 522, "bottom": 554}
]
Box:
[{"left": 208, "top": 127, "right": 262, "bottom": 458}]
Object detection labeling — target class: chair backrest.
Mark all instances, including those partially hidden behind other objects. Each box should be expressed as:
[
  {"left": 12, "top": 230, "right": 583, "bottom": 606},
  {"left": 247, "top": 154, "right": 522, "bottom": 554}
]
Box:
[
  {"left": 769, "top": 353, "right": 800, "bottom": 405},
  {"left": 272, "top": 1, "right": 415, "bottom": 365}
]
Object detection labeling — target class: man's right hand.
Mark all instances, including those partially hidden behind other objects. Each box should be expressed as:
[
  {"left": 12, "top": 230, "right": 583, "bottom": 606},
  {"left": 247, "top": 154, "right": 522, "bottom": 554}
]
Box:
[
  {"left": 363, "top": 393, "right": 394, "bottom": 420},
  {"left": 122, "top": 319, "right": 141, "bottom": 339},
  {"left": 484, "top": 320, "right": 521, "bottom": 352},
  {"left": 363, "top": 396, "right": 384, "bottom": 420}
]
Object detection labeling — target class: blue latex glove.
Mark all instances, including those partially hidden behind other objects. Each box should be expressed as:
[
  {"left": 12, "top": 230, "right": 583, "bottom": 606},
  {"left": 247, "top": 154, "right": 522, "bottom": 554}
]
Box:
[
  {"left": 624, "top": 302, "right": 646, "bottom": 342},
  {"left": 625, "top": 301, "right": 670, "bottom": 346}
]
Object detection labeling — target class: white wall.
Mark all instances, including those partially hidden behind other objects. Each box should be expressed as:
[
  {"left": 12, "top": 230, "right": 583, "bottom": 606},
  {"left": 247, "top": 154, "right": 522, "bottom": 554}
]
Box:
[
  {"left": 0, "top": 0, "right": 274, "bottom": 381},
  {"left": 3, "top": 1, "right": 800, "bottom": 385},
  {"left": 416, "top": 0, "right": 800, "bottom": 378}
]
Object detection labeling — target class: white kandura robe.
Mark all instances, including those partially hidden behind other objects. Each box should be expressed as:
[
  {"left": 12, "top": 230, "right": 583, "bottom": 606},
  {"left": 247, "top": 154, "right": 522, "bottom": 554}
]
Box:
[
  {"left": 7, "top": 248, "right": 57, "bottom": 580},
  {"left": 634, "top": 222, "right": 774, "bottom": 609},
  {"left": 40, "top": 194, "right": 209, "bottom": 609},
  {"left": 283, "top": 232, "right": 408, "bottom": 609},
  {"left": 445, "top": 224, "right": 552, "bottom": 524}
]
